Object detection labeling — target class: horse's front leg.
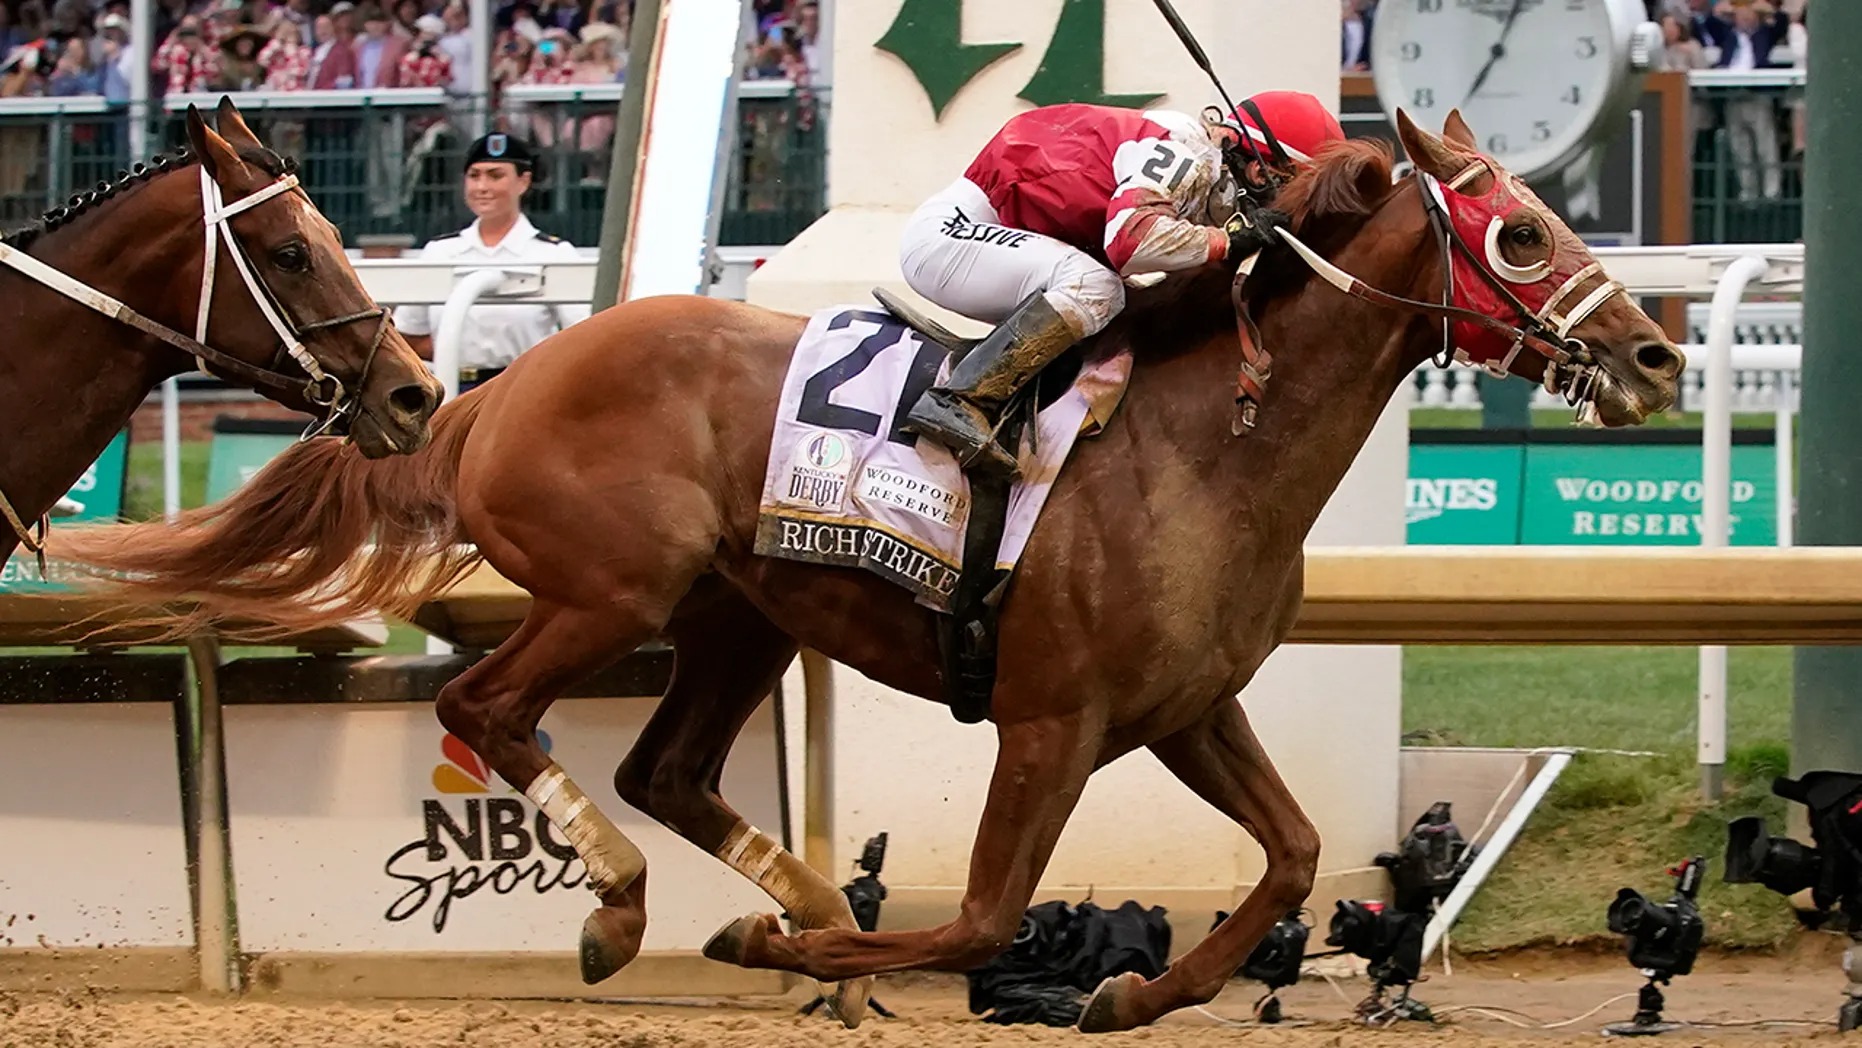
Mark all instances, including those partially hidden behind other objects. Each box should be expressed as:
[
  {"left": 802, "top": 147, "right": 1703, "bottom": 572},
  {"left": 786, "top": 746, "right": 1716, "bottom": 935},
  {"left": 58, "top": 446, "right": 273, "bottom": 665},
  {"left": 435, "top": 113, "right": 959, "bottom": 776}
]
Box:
[
  {"left": 1078, "top": 695, "right": 1320, "bottom": 1033},
  {"left": 704, "top": 705, "right": 1106, "bottom": 980}
]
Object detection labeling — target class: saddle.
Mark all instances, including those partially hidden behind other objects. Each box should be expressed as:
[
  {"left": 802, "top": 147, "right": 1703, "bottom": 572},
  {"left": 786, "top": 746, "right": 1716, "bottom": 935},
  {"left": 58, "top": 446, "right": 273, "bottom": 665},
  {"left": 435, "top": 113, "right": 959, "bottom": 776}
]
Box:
[{"left": 869, "top": 287, "right": 1023, "bottom": 727}]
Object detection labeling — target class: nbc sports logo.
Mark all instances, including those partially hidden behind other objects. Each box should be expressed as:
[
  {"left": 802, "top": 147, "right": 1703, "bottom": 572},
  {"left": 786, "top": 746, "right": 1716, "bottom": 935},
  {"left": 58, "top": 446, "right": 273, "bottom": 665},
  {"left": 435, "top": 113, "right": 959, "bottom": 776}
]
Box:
[{"left": 431, "top": 731, "right": 553, "bottom": 794}]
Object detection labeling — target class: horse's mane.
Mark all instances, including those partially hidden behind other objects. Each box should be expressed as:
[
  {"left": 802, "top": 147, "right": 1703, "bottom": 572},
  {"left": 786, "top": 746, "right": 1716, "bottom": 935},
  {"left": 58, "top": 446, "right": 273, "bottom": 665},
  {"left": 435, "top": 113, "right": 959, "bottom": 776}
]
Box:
[
  {"left": 0, "top": 143, "right": 291, "bottom": 252},
  {"left": 1095, "top": 138, "right": 1401, "bottom": 357}
]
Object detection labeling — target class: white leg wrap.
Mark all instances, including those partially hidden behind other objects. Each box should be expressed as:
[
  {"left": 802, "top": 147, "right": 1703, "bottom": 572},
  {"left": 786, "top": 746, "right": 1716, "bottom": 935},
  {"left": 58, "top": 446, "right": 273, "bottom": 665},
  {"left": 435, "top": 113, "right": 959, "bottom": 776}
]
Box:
[
  {"left": 526, "top": 763, "right": 645, "bottom": 897},
  {"left": 717, "top": 821, "right": 787, "bottom": 893}
]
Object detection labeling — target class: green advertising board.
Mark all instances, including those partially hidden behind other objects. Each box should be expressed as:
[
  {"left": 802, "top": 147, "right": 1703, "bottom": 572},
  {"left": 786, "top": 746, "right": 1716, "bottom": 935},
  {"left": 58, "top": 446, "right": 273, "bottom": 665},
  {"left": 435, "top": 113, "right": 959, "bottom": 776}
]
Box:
[
  {"left": 205, "top": 418, "right": 303, "bottom": 504},
  {"left": 1408, "top": 430, "right": 1780, "bottom": 547},
  {"left": 0, "top": 429, "right": 130, "bottom": 592},
  {"left": 1406, "top": 443, "right": 1524, "bottom": 545}
]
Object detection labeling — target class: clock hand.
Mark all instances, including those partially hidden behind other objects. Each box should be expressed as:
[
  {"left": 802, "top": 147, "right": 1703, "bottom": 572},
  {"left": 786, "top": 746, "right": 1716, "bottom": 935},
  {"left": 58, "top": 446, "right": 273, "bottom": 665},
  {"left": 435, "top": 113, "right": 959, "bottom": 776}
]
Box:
[{"left": 1463, "top": 0, "right": 1528, "bottom": 106}]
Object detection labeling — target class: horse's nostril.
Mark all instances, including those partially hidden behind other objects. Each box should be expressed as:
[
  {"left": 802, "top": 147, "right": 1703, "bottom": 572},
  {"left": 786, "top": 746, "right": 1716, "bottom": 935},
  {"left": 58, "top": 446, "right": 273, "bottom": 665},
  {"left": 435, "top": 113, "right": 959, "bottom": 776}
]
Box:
[
  {"left": 389, "top": 382, "right": 435, "bottom": 419},
  {"left": 1635, "top": 342, "right": 1681, "bottom": 376}
]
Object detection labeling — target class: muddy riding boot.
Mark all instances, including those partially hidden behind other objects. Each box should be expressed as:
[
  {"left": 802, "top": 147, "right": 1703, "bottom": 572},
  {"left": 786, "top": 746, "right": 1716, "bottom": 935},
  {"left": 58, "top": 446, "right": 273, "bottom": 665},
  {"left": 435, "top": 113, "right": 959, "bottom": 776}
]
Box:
[{"left": 901, "top": 293, "right": 1081, "bottom": 480}]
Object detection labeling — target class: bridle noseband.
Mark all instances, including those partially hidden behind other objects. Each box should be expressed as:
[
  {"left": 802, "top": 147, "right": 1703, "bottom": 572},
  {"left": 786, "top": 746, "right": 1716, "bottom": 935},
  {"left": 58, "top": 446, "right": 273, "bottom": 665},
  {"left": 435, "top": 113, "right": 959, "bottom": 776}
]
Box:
[
  {"left": 1228, "top": 155, "right": 1630, "bottom": 434},
  {"left": 0, "top": 160, "right": 392, "bottom": 565}
]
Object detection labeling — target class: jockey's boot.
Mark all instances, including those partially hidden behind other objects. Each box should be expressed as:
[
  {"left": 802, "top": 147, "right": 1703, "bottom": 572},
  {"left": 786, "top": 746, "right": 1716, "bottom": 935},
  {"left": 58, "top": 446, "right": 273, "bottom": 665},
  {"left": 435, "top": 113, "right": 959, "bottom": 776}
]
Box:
[{"left": 901, "top": 293, "right": 1081, "bottom": 481}]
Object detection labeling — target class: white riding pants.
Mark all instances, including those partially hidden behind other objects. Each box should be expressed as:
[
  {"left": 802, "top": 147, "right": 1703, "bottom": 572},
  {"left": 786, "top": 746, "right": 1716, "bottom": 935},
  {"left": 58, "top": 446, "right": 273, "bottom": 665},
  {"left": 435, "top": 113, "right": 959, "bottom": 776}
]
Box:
[{"left": 899, "top": 177, "right": 1125, "bottom": 338}]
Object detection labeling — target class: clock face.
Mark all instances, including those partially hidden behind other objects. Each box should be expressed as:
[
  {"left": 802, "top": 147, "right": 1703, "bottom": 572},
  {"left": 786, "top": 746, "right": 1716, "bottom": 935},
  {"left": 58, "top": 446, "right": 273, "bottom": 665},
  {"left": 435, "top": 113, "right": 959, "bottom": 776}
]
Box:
[{"left": 1371, "top": 0, "right": 1622, "bottom": 181}]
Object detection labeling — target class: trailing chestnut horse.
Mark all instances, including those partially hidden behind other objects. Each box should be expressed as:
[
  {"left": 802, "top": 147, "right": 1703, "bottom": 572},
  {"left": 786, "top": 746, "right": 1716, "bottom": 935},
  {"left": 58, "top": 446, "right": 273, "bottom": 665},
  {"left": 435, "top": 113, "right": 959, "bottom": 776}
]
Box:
[
  {"left": 52, "top": 112, "right": 1680, "bottom": 1031},
  {"left": 0, "top": 97, "right": 439, "bottom": 569}
]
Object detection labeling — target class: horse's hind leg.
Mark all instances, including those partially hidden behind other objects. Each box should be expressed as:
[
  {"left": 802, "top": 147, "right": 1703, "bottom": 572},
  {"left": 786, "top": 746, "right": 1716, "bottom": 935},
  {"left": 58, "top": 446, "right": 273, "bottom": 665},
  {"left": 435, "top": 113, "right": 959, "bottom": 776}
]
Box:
[
  {"left": 610, "top": 586, "right": 874, "bottom": 1024},
  {"left": 1078, "top": 696, "right": 1320, "bottom": 1033},
  {"left": 434, "top": 599, "right": 664, "bottom": 983},
  {"left": 704, "top": 704, "right": 1106, "bottom": 984}
]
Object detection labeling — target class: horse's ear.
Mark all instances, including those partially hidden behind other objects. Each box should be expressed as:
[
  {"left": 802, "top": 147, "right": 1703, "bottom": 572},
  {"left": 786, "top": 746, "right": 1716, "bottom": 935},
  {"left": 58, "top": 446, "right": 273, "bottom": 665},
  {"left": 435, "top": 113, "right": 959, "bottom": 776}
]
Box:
[
  {"left": 1396, "top": 107, "right": 1465, "bottom": 182},
  {"left": 186, "top": 103, "right": 245, "bottom": 184},
  {"left": 215, "top": 95, "right": 264, "bottom": 151},
  {"left": 1442, "top": 109, "right": 1477, "bottom": 152}
]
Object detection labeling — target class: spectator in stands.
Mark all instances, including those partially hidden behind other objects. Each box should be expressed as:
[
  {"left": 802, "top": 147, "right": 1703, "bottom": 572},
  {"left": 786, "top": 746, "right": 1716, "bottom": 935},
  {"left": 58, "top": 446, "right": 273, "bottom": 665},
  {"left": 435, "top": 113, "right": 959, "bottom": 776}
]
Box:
[
  {"left": 354, "top": 3, "right": 407, "bottom": 87},
  {"left": 1699, "top": 0, "right": 1791, "bottom": 200},
  {"left": 155, "top": 20, "right": 217, "bottom": 94},
  {"left": 258, "top": 16, "right": 310, "bottom": 89},
  {"left": 96, "top": 12, "right": 134, "bottom": 100},
  {"left": 1785, "top": 0, "right": 1806, "bottom": 159},
  {"left": 0, "top": 6, "right": 23, "bottom": 57},
  {"left": 521, "top": 25, "right": 574, "bottom": 83},
  {"left": 574, "top": 18, "right": 622, "bottom": 83},
  {"left": 46, "top": 33, "right": 101, "bottom": 95},
  {"left": 438, "top": 0, "right": 471, "bottom": 94},
  {"left": 308, "top": 0, "right": 356, "bottom": 87},
  {"left": 275, "top": 0, "right": 313, "bottom": 44},
  {"left": 1341, "top": 0, "right": 1371, "bottom": 72},
  {"left": 212, "top": 22, "right": 268, "bottom": 91},
  {"left": 397, "top": 13, "right": 451, "bottom": 87},
  {"left": 390, "top": 0, "right": 419, "bottom": 39},
  {"left": 392, "top": 132, "right": 589, "bottom": 390}
]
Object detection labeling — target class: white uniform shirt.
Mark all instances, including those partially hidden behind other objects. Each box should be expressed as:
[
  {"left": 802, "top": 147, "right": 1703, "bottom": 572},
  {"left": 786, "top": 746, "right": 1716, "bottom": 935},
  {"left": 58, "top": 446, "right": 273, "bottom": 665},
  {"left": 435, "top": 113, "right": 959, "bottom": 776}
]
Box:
[{"left": 393, "top": 214, "right": 591, "bottom": 370}]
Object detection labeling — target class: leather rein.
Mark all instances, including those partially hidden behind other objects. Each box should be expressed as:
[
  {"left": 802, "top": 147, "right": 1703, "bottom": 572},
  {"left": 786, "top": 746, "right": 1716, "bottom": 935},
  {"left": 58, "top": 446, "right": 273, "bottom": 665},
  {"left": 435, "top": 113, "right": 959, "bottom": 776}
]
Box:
[
  {"left": 0, "top": 163, "right": 390, "bottom": 567},
  {"left": 1226, "top": 157, "right": 1625, "bottom": 434}
]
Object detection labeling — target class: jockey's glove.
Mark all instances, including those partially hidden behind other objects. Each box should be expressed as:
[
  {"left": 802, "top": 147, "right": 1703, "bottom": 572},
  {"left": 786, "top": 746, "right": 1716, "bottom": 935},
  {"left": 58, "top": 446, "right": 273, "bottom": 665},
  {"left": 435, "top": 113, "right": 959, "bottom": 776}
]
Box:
[{"left": 1224, "top": 207, "right": 1291, "bottom": 262}]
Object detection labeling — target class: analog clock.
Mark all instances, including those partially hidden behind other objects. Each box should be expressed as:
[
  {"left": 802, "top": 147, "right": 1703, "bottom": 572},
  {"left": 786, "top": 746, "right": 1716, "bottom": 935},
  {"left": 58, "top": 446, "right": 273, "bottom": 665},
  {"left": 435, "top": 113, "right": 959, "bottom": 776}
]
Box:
[{"left": 1371, "top": 0, "right": 1661, "bottom": 183}]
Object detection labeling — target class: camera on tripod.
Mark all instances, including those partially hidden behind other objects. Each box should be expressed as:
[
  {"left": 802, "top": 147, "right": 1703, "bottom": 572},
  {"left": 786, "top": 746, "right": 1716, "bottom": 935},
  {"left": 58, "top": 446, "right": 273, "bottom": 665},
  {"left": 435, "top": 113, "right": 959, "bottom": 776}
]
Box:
[
  {"left": 1375, "top": 801, "right": 1478, "bottom": 916},
  {"left": 1601, "top": 855, "right": 1705, "bottom": 1036},
  {"left": 1325, "top": 899, "right": 1428, "bottom": 1024},
  {"left": 1723, "top": 771, "right": 1862, "bottom": 1031},
  {"left": 1214, "top": 908, "right": 1308, "bottom": 1023},
  {"left": 844, "top": 832, "right": 889, "bottom": 934}
]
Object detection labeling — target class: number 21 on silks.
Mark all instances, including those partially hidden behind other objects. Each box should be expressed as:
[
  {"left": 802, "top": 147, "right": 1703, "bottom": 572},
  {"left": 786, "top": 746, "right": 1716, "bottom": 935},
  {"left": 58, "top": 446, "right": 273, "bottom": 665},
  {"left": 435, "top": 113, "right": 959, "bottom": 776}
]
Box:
[
  {"left": 796, "top": 310, "right": 946, "bottom": 447},
  {"left": 1140, "top": 143, "right": 1194, "bottom": 192}
]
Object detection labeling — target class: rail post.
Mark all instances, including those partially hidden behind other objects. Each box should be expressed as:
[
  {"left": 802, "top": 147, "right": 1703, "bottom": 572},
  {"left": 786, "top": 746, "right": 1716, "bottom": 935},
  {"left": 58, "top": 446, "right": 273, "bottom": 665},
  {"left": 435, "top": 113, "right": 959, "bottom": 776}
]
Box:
[
  {"left": 1796, "top": 7, "right": 1862, "bottom": 780},
  {"left": 1699, "top": 254, "right": 1769, "bottom": 802}
]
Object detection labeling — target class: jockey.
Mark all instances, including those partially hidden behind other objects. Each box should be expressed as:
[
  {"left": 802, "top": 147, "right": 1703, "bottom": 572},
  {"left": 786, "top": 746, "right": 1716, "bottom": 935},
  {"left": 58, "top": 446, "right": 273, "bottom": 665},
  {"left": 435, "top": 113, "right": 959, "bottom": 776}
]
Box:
[{"left": 898, "top": 91, "right": 1346, "bottom": 479}]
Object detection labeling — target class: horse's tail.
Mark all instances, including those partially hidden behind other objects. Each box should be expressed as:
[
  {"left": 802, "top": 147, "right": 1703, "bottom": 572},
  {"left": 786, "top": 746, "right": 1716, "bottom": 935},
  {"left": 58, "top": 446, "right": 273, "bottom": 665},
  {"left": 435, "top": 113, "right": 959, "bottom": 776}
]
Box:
[{"left": 50, "top": 393, "right": 490, "bottom": 642}]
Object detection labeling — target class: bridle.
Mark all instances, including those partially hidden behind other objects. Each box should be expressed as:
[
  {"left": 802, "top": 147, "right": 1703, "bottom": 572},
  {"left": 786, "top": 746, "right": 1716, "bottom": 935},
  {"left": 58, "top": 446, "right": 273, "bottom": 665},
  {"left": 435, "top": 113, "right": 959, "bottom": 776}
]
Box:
[
  {"left": 0, "top": 161, "right": 392, "bottom": 564},
  {"left": 1226, "top": 154, "right": 1629, "bottom": 434}
]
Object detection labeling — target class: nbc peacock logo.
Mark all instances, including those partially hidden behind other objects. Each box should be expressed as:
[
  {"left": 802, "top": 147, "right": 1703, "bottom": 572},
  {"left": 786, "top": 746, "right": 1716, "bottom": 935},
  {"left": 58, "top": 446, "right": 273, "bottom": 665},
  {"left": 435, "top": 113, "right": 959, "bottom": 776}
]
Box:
[
  {"left": 386, "top": 729, "right": 582, "bottom": 933},
  {"left": 431, "top": 730, "right": 554, "bottom": 793}
]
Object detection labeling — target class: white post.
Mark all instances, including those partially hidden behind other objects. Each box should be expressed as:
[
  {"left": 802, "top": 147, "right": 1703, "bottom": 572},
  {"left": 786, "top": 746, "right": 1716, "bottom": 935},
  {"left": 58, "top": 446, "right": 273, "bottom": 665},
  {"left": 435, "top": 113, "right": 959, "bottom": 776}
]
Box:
[
  {"left": 1777, "top": 399, "right": 1795, "bottom": 548},
  {"left": 1421, "top": 752, "right": 1573, "bottom": 964},
  {"left": 162, "top": 377, "right": 180, "bottom": 522},
  {"left": 129, "top": 0, "right": 151, "bottom": 159},
  {"left": 1699, "top": 254, "right": 1770, "bottom": 802},
  {"left": 424, "top": 267, "right": 506, "bottom": 655},
  {"left": 468, "top": 0, "right": 491, "bottom": 135}
]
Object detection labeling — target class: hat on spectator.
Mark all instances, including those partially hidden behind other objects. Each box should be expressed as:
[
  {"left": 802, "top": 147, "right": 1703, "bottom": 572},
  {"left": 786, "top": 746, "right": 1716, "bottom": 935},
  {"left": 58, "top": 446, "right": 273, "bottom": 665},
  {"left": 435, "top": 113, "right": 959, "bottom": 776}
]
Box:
[
  {"left": 414, "top": 12, "right": 445, "bottom": 35},
  {"left": 96, "top": 11, "right": 129, "bottom": 32},
  {"left": 329, "top": 1, "right": 356, "bottom": 13},
  {"left": 579, "top": 20, "right": 622, "bottom": 47},
  {"left": 466, "top": 132, "right": 537, "bottom": 172}
]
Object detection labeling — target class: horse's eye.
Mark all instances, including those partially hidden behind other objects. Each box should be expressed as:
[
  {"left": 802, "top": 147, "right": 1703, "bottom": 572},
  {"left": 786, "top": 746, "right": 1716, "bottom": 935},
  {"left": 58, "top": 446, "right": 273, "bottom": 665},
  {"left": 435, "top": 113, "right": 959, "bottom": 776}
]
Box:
[
  {"left": 272, "top": 242, "right": 310, "bottom": 273},
  {"left": 1510, "top": 224, "right": 1539, "bottom": 248}
]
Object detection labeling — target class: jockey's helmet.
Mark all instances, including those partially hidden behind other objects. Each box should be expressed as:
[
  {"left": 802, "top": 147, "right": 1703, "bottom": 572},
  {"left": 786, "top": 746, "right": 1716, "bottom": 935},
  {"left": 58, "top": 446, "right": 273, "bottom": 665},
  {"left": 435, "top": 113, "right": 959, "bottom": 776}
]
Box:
[{"left": 1221, "top": 91, "right": 1346, "bottom": 169}]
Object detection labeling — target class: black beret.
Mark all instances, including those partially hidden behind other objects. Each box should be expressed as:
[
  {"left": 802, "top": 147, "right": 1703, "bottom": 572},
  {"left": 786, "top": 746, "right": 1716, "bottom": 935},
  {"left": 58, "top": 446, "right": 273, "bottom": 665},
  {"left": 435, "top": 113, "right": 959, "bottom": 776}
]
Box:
[{"left": 465, "top": 132, "right": 536, "bottom": 170}]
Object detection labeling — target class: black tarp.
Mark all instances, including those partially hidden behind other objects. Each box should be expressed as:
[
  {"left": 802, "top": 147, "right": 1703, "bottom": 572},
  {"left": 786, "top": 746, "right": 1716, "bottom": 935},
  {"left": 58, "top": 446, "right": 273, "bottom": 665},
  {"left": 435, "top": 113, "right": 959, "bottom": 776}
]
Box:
[{"left": 965, "top": 900, "right": 1172, "bottom": 1027}]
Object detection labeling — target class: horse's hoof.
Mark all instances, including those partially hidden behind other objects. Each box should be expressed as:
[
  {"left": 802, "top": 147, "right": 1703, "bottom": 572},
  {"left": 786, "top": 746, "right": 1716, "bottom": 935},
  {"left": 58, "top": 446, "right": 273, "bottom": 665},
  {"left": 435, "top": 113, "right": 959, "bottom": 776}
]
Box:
[
  {"left": 1077, "top": 971, "right": 1147, "bottom": 1034},
  {"left": 579, "top": 905, "right": 644, "bottom": 985},
  {"left": 825, "top": 974, "right": 874, "bottom": 1029},
  {"left": 703, "top": 912, "right": 772, "bottom": 966}
]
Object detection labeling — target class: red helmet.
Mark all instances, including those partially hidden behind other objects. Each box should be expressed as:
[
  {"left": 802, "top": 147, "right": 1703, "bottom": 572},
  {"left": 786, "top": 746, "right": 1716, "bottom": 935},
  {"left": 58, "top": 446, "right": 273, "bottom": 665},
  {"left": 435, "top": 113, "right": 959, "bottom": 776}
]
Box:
[{"left": 1226, "top": 90, "right": 1346, "bottom": 167}]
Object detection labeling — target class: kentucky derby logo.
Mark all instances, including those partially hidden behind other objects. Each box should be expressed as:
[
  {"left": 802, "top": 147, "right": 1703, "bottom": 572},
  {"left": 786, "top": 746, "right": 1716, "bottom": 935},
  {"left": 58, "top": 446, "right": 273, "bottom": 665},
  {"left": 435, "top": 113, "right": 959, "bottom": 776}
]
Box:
[
  {"left": 385, "top": 732, "right": 583, "bottom": 933},
  {"left": 785, "top": 431, "right": 851, "bottom": 512}
]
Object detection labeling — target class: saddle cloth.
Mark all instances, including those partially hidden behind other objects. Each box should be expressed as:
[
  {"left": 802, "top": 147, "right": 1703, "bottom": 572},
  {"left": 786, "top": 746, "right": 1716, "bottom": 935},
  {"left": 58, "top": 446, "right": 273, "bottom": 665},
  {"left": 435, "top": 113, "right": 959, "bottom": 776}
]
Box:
[{"left": 753, "top": 305, "right": 1131, "bottom": 613}]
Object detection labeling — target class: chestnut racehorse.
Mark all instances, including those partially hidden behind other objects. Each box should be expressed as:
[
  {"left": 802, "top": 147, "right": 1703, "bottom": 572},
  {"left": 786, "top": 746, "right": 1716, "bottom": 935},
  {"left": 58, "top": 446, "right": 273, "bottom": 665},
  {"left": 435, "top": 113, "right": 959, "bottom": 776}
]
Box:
[
  {"left": 52, "top": 112, "right": 1681, "bottom": 1031},
  {"left": 0, "top": 97, "right": 439, "bottom": 569}
]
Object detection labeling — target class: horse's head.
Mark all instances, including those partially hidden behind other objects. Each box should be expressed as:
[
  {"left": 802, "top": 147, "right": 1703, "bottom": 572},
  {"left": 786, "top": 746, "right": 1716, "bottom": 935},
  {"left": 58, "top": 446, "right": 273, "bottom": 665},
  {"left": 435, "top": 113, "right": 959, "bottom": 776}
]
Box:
[
  {"left": 183, "top": 98, "right": 441, "bottom": 456},
  {"left": 1260, "top": 109, "right": 1682, "bottom": 429},
  {"left": 1393, "top": 108, "right": 1682, "bottom": 426}
]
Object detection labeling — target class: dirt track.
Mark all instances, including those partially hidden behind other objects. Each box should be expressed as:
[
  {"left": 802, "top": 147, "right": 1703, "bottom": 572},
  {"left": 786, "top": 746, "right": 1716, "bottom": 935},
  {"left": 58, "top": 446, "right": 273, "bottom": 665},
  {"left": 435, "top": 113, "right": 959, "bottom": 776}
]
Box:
[{"left": 0, "top": 948, "right": 1851, "bottom": 1048}]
